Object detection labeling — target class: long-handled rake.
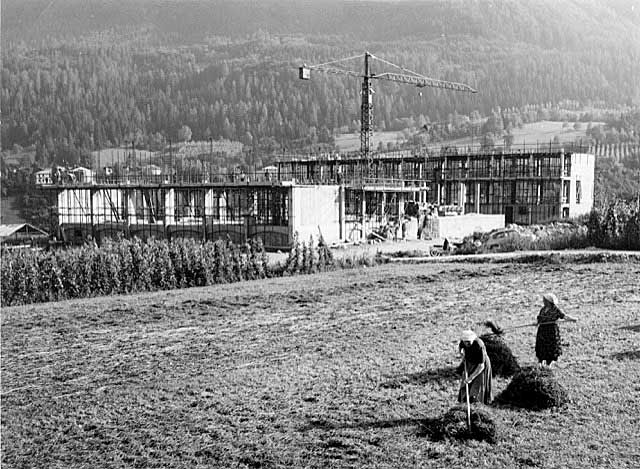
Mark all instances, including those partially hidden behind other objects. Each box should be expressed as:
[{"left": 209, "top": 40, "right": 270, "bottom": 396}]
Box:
[{"left": 462, "top": 350, "right": 471, "bottom": 431}]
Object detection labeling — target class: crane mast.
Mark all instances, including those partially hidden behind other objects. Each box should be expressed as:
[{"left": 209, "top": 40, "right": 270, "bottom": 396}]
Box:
[
  {"left": 299, "top": 52, "right": 477, "bottom": 164},
  {"left": 361, "top": 52, "right": 373, "bottom": 163}
]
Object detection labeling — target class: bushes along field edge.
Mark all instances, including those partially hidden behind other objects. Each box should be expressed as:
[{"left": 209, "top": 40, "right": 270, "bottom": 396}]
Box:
[
  {"left": 1, "top": 237, "right": 271, "bottom": 306},
  {"left": 457, "top": 199, "right": 639, "bottom": 254},
  {"left": 1, "top": 232, "right": 378, "bottom": 307}
]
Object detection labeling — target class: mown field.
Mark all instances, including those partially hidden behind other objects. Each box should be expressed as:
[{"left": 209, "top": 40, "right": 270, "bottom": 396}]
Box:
[
  {"left": 335, "top": 120, "right": 600, "bottom": 152},
  {"left": 2, "top": 260, "right": 640, "bottom": 468}
]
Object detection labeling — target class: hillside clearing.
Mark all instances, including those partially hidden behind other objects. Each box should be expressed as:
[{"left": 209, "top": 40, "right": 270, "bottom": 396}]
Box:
[
  {"left": 2, "top": 261, "right": 639, "bottom": 468},
  {"left": 335, "top": 121, "right": 600, "bottom": 152}
]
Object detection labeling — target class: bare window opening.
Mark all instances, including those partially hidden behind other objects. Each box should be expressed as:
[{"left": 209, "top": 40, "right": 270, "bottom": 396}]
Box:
[
  {"left": 562, "top": 181, "right": 570, "bottom": 204},
  {"left": 576, "top": 181, "right": 582, "bottom": 204}
]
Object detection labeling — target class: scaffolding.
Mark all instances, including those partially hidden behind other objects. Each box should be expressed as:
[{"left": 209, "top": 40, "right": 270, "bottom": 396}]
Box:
[{"left": 41, "top": 142, "right": 594, "bottom": 247}]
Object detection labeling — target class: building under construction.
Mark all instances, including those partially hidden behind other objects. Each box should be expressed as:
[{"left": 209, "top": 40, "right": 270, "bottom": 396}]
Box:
[{"left": 40, "top": 142, "right": 594, "bottom": 249}]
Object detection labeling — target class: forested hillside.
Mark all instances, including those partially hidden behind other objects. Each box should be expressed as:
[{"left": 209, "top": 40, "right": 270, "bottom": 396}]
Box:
[{"left": 2, "top": 0, "right": 640, "bottom": 163}]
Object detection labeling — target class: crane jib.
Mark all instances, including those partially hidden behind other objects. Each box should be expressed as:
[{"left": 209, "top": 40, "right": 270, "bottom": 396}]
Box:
[{"left": 297, "top": 52, "right": 478, "bottom": 158}]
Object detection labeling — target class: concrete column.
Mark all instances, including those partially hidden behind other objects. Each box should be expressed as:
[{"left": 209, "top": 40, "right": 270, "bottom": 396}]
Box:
[
  {"left": 459, "top": 182, "right": 465, "bottom": 211},
  {"left": 58, "top": 190, "right": 66, "bottom": 224},
  {"left": 289, "top": 187, "right": 296, "bottom": 243},
  {"left": 91, "top": 190, "right": 100, "bottom": 224},
  {"left": 122, "top": 189, "right": 130, "bottom": 235},
  {"left": 204, "top": 189, "right": 215, "bottom": 218},
  {"left": 201, "top": 189, "right": 207, "bottom": 239},
  {"left": 339, "top": 185, "right": 345, "bottom": 240},
  {"left": 218, "top": 190, "right": 227, "bottom": 221},
  {"left": 127, "top": 189, "right": 137, "bottom": 225},
  {"left": 90, "top": 188, "right": 96, "bottom": 239},
  {"left": 475, "top": 182, "right": 481, "bottom": 214},
  {"left": 361, "top": 189, "right": 366, "bottom": 238},
  {"left": 165, "top": 189, "right": 175, "bottom": 225}
]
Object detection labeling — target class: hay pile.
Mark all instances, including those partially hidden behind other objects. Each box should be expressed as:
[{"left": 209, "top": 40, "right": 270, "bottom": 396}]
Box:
[
  {"left": 497, "top": 366, "right": 569, "bottom": 410},
  {"left": 480, "top": 333, "right": 521, "bottom": 378},
  {"left": 425, "top": 405, "right": 497, "bottom": 444},
  {"left": 456, "top": 321, "right": 520, "bottom": 378}
]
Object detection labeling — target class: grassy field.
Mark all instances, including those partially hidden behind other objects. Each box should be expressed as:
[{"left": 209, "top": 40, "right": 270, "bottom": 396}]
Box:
[
  {"left": 335, "top": 131, "right": 406, "bottom": 152},
  {"left": 335, "top": 120, "right": 601, "bottom": 152},
  {"left": 440, "top": 121, "right": 602, "bottom": 148},
  {"left": 2, "top": 260, "right": 640, "bottom": 468}
]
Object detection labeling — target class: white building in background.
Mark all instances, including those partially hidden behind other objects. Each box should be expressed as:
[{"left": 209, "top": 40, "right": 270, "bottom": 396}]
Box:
[
  {"left": 35, "top": 169, "right": 53, "bottom": 185},
  {"left": 72, "top": 167, "right": 95, "bottom": 184}
]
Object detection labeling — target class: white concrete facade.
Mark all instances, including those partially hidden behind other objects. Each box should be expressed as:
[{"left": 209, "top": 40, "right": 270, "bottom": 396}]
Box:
[{"left": 566, "top": 152, "right": 595, "bottom": 218}]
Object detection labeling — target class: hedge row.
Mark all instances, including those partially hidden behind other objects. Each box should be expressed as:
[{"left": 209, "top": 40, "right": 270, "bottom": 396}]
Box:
[
  {"left": 1, "top": 233, "right": 348, "bottom": 307},
  {"left": 1, "top": 237, "right": 270, "bottom": 306}
]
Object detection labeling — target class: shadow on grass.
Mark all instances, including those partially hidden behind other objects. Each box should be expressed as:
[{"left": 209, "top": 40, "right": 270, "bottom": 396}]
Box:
[
  {"left": 610, "top": 350, "right": 640, "bottom": 360},
  {"left": 619, "top": 324, "right": 640, "bottom": 333},
  {"left": 379, "top": 365, "right": 459, "bottom": 389},
  {"left": 415, "top": 417, "right": 443, "bottom": 440},
  {"left": 301, "top": 416, "right": 428, "bottom": 433}
]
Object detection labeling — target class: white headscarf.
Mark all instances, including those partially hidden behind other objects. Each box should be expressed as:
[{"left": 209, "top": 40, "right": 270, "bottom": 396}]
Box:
[
  {"left": 543, "top": 293, "right": 558, "bottom": 306},
  {"left": 460, "top": 329, "right": 477, "bottom": 343}
]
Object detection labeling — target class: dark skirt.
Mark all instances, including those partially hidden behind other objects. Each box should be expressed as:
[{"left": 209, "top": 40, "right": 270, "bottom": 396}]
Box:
[{"left": 535, "top": 323, "right": 562, "bottom": 363}]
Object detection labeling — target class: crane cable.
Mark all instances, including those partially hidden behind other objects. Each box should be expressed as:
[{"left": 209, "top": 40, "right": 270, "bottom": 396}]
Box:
[
  {"left": 308, "top": 53, "right": 366, "bottom": 69},
  {"left": 368, "top": 53, "right": 427, "bottom": 79}
]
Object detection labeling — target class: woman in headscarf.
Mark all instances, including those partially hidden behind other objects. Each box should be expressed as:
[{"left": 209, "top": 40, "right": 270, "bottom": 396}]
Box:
[
  {"left": 458, "top": 329, "right": 493, "bottom": 405},
  {"left": 535, "top": 293, "right": 577, "bottom": 367}
]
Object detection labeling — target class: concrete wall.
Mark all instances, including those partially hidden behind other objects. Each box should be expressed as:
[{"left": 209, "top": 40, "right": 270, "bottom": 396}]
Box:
[
  {"left": 568, "top": 153, "right": 595, "bottom": 218},
  {"left": 291, "top": 185, "right": 341, "bottom": 243},
  {"left": 92, "top": 189, "right": 125, "bottom": 223},
  {"left": 58, "top": 189, "right": 92, "bottom": 224},
  {"left": 436, "top": 213, "right": 505, "bottom": 240}
]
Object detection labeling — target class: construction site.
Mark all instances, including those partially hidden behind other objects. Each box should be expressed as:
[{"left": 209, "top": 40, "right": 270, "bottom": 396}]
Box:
[
  {"left": 40, "top": 53, "right": 596, "bottom": 249},
  {"left": 40, "top": 141, "right": 593, "bottom": 250}
]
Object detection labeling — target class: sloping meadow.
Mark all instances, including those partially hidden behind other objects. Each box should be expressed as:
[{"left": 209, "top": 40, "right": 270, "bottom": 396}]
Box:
[{"left": 2, "top": 261, "right": 639, "bottom": 468}]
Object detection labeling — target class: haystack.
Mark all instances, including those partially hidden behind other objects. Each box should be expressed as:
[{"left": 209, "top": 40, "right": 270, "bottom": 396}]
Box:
[
  {"left": 480, "top": 333, "right": 521, "bottom": 378},
  {"left": 428, "top": 405, "right": 497, "bottom": 443},
  {"left": 497, "top": 366, "right": 569, "bottom": 410},
  {"left": 456, "top": 321, "right": 520, "bottom": 378}
]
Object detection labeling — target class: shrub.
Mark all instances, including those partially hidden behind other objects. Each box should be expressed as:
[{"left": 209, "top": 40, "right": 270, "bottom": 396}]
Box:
[
  {"left": 588, "top": 200, "right": 640, "bottom": 250},
  {"left": 284, "top": 232, "right": 302, "bottom": 275},
  {"left": 0, "top": 235, "right": 270, "bottom": 307},
  {"left": 316, "top": 232, "right": 335, "bottom": 271}
]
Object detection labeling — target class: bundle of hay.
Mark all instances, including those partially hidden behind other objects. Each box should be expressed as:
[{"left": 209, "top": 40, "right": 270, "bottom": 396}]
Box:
[
  {"left": 497, "top": 366, "right": 569, "bottom": 410},
  {"left": 426, "top": 405, "right": 497, "bottom": 443},
  {"left": 456, "top": 321, "right": 520, "bottom": 378},
  {"left": 480, "top": 321, "right": 521, "bottom": 378}
]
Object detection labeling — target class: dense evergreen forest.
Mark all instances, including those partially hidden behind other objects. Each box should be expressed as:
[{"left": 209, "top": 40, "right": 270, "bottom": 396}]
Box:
[
  {"left": 3, "top": 0, "right": 640, "bottom": 162},
  {"left": 1, "top": 0, "right": 639, "bottom": 227}
]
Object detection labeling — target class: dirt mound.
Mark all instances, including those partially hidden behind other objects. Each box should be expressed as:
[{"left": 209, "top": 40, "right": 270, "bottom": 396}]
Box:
[
  {"left": 497, "top": 366, "right": 569, "bottom": 410},
  {"left": 423, "top": 405, "right": 497, "bottom": 444}
]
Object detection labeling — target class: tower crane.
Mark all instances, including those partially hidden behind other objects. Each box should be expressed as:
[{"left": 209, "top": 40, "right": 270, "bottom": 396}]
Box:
[{"left": 299, "top": 52, "right": 477, "bottom": 165}]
